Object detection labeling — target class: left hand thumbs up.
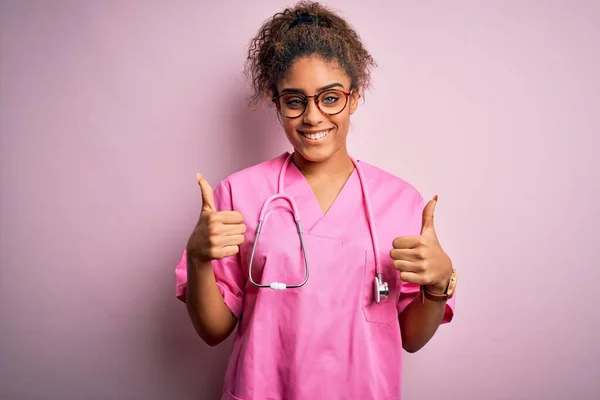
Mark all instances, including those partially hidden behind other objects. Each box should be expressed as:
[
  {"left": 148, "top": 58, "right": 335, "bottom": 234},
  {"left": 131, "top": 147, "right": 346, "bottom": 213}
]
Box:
[
  {"left": 390, "top": 195, "right": 452, "bottom": 292},
  {"left": 420, "top": 195, "right": 438, "bottom": 237}
]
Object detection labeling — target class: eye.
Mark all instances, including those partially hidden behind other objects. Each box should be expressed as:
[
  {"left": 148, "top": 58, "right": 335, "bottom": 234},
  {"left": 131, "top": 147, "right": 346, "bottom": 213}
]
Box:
[
  {"left": 319, "top": 91, "right": 341, "bottom": 105},
  {"left": 281, "top": 95, "right": 306, "bottom": 109}
]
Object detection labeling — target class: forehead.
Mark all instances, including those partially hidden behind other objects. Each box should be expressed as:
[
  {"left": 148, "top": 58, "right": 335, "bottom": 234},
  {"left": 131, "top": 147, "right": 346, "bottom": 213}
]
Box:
[{"left": 279, "top": 55, "right": 350, "bottom": 91}]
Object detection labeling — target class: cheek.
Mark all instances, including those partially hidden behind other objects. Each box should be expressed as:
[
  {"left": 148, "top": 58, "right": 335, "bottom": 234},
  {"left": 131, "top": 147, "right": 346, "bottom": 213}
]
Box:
[
  {"left": 281, "top": 119, "right": 299, "bottom": 137},
  {"left": 331, "top": 114, "right": 350, "bottom": 132}
]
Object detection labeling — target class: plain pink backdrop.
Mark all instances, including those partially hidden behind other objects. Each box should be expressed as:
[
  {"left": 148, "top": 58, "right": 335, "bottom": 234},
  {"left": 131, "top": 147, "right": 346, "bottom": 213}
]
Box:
[{"left": 1, "top": 1, "right": 598, "bottom": 399}]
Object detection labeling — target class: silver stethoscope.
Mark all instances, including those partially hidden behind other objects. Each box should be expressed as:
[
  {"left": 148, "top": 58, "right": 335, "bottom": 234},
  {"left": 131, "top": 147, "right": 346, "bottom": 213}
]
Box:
[{"left": 248, "top": 153, "right": 389, "bottom": 304}]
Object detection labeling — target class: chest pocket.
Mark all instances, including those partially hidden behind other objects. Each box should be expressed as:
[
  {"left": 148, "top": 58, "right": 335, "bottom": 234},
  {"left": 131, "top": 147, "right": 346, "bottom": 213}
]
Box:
[{"left": 361, "top": 248, "right": 399, "bottom": 326}]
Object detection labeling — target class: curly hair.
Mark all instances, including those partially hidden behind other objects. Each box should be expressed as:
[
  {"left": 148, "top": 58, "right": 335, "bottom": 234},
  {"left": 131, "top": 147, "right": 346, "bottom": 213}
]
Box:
[{"left": 245, "top": 1, "right": 376, "bottom": 108}]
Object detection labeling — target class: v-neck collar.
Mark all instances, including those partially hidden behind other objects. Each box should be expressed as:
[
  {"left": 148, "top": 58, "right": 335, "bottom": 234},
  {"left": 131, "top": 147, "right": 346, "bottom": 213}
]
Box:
[{"left": 280, "top": 152, "right": 364, "bottom": 239}]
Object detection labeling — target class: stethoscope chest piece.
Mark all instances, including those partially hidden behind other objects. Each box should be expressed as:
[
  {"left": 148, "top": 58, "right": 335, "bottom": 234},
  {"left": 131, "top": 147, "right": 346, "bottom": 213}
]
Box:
[{"left": 374, "top": 273, "right": 389, "bottom": 304}]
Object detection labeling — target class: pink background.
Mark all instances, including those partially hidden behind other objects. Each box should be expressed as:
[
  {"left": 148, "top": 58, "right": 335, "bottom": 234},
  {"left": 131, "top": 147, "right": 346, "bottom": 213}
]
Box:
[{"left": 1, "top": 1, "right": 598, "bottom": 399}]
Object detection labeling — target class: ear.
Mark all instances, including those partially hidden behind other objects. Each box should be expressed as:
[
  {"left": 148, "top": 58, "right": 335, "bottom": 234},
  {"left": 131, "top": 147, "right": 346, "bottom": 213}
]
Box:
[{"left": 349, "top": 90, "right": 360, "bottom": 115}]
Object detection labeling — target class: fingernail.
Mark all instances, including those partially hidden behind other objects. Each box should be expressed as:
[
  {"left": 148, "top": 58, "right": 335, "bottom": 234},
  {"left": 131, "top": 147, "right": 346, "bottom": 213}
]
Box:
[
  {"left": 197, "top": 173, "right": 203, "bottom": 181},
  {"left": 433, "top": 194, "right": 439, "bottom": 201}
]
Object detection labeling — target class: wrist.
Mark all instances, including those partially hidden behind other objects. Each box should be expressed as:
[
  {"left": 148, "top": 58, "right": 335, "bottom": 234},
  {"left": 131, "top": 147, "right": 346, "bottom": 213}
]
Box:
[
  {"left": 187, "top": 255, "right": 213, "bottom": 272},
  {"left": 421, "top": 268, "right": 458, "bottom": 304},
  {"left": 425, "top": 275, "right": 451, "bottom": 294}
]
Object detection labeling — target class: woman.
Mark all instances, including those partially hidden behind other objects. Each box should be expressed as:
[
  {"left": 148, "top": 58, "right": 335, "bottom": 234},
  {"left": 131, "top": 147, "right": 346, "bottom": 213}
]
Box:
[{"left": 175, "top": 2, "right": 457, "bottom": 399}]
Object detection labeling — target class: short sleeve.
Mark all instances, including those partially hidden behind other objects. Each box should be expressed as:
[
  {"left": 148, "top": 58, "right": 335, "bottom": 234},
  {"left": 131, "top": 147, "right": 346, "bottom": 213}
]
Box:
[
  {"left": 174, "top": 180, "right": 245, "bottom": 319},
  {"left": 396, "top": 193, "right": 455, "bottom": 324}
]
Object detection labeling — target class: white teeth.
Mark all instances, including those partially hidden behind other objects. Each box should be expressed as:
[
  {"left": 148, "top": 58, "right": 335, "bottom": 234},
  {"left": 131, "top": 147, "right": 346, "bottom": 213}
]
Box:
[{"left": 301, "top": 129, "right": 331, "bottom": 140}]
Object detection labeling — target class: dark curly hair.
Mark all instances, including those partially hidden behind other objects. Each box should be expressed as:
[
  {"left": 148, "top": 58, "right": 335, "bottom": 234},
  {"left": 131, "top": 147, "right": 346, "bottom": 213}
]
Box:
[{"left": 245, "top": 1, "right": 376, "bottom": 108}]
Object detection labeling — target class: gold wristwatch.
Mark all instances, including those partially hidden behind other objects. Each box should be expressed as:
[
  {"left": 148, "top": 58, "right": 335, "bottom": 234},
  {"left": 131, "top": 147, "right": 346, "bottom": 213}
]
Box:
[{"left": 421, "top": 269, "right": 458, "bottom": 303}]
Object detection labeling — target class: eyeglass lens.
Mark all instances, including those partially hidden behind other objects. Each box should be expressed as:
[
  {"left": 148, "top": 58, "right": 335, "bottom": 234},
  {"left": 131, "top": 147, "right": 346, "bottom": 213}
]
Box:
[{"left": 276, "top": 90, "right": 348, "bottom": 118}]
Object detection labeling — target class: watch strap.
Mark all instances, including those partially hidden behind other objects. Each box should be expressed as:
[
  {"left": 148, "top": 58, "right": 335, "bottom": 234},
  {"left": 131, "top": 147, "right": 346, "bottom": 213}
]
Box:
[{"left": 420, "top": 269, "right": 457, "bottom": 304}]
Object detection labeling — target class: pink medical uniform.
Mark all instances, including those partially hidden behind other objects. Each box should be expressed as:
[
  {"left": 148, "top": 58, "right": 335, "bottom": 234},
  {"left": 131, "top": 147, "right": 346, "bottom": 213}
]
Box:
[{"left": 175, "top": 152, "right": 455, "bottom": 400}]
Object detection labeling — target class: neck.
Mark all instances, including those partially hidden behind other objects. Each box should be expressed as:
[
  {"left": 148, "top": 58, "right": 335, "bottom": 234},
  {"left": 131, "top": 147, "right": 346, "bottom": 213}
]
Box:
[{"left": 292, "top": 148, "right": 354, "bottom": 179}]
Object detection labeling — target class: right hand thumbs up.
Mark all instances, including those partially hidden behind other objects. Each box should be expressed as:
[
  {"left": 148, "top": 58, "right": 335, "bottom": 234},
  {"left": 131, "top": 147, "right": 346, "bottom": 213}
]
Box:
[
  {"left": 187, "top": 174, "right": 247, "bottom": 263},
  {"left": 198, "top": 173, "right": 216, "bottom": 214}
]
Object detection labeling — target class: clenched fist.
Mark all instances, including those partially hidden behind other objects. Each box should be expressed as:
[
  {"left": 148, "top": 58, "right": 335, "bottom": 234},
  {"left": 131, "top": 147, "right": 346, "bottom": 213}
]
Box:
[{"left": 186, "top": 173, "right": 247, "bottom": 264}]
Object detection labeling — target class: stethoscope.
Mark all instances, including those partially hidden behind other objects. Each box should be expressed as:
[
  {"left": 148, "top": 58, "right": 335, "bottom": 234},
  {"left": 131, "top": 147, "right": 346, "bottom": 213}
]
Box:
[{"left": 248, "top": 153, "right": 389, "bottom": 304}]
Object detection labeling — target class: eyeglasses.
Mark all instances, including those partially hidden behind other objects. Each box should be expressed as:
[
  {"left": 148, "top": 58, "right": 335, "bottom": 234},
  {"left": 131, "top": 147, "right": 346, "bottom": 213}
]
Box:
[{"left": 272, "top": 89, "right": 352, "bottom": 119}]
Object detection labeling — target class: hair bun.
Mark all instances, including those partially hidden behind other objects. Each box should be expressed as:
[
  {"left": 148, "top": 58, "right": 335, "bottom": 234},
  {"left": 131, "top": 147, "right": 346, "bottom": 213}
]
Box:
[
  {"left": 245, "top": 1, "right": 375, "bottom": 107},
  {"left": 289, "top": 11, "right": 330, "bottom": 29}
]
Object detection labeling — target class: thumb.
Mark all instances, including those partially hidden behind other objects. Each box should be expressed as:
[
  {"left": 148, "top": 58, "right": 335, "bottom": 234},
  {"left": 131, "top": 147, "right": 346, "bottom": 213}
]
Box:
[
  {"left": 197, "top": 173, "right": 216, "bottom": 213},
  {"left": 420, "top": 195, "right": 438, "bottom": 235}
]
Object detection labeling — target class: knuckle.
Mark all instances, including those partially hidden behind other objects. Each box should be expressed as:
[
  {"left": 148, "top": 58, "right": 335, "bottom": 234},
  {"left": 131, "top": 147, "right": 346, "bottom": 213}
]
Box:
[
  {"left": 215, "top": 248, "right": 228, "bottom": 259},
  {"left": 206, "top": 248, "right": 217, "bottom": 259},
  {"left": 424, "top": 274, "right": 434, "bottom": 286},
  {"left": 207, "top": 223, "right": 221, "bottom": 237},
  {"left": 206, "top": 212, "right": 216, "bottom": 223},
  {"left": 222, "top": 246, "right": 239, "bottom": 258},
  {"left": 208, "top": 235, "right": 220, "bottom": 247}
]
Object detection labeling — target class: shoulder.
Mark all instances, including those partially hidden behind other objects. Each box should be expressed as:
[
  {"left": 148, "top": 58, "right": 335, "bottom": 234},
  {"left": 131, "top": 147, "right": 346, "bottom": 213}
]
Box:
[
  {"left": 216, "top": 152, "right": 288, "bottom": 195},
  {"left": 357, "top": 158, "right": 424, "bottom": 205},
  {"left": 357, "top": 158, "right": 425, "bottom": 234}
]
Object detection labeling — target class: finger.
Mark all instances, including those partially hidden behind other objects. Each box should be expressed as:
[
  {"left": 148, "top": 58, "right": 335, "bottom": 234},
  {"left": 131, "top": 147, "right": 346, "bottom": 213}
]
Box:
[
  {"left": 399, "top": 271, "right": 424, "bottom": 285},
  {"left": 392, "top": 259, "right": 421, "bottom": 273},
  {"left": 420, "top": 195, "right": 438, "bottom": 235},
  {"left": 390, "top": 248, "right": 422, "bottom": 262},
  {"left": 214, "top": 211, "right": 244, "bottom": 225},
  {"left": 208, "top": 222, "right": 246, "bottom": 237},
  {"left": 217, "top": 234, "right": 246, "bottom": 247},
  {"left": 220, "top": 223, "right": 247, "bottom": 236},
  {"left": 392, "top": 235, "right": 421, "bottom": 249},
  {"left": 197, "top": 173, "right": 216, "bottom": 213},
  {"left": 213, "top": 245, "right": 240, "bottom": 259}
]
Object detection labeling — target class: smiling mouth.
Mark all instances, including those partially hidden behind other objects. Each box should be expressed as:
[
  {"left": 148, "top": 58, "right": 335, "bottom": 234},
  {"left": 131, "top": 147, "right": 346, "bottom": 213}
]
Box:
[{"left": 299, "top": 129, "right": 332, "bottom": 140}]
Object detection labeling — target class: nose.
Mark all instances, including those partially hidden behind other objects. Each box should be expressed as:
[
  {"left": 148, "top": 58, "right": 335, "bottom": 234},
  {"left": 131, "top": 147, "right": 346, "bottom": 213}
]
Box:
[{"left": 302, "top": 98, "right": 324, "bottom": 125}]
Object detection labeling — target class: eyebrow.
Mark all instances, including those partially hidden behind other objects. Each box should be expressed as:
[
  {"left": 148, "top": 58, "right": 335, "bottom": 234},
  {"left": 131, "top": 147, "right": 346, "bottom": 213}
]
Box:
[{"left": 280, "top": 82, "right": 345, "bottom": 95}]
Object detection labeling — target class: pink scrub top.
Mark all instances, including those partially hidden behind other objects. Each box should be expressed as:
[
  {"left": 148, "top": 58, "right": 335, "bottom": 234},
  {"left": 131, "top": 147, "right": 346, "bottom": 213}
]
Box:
[{"left": 176, "top": 152, "right": 455, "bottom": 400}]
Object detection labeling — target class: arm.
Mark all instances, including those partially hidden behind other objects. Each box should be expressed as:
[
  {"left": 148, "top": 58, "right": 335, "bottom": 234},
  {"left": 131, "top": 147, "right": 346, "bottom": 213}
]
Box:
[
  {"left": 391, "top": 195, "right": 455, "bottom": 353},
  {"left": 176, "top": 176, "right": 246, "bottom": 347},
  {"left": 399, "top": 290, "right": 447, "bottom": 353},
  {"left": 185, "top": 257, "right": 238, "bottom": 346}
]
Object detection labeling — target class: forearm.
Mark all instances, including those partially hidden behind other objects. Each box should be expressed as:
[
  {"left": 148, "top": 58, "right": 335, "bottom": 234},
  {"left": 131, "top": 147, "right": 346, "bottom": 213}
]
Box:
[
  {"left": 399, "top": 290, "right": 447, "bottom": 353},
  {"left": 185, "top": 258, "right": 237, "bottom": 346}
]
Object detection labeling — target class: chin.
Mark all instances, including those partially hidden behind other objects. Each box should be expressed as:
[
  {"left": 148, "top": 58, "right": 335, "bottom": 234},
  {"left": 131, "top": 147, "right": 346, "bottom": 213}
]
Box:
[{"left": 293, "top": 145, "right": 341, "bottom": 164}]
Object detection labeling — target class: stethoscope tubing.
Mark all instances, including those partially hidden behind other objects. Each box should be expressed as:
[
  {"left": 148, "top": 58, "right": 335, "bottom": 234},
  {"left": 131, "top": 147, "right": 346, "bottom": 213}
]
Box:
[{"left": 248, "top": 153, "right": 383, "bottom": 292}]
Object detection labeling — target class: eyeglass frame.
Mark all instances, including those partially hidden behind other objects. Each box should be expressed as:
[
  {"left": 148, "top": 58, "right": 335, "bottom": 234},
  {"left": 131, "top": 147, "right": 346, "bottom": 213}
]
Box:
[{"left": 271, "top": 89, "right": 354, "bottom": 119}]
